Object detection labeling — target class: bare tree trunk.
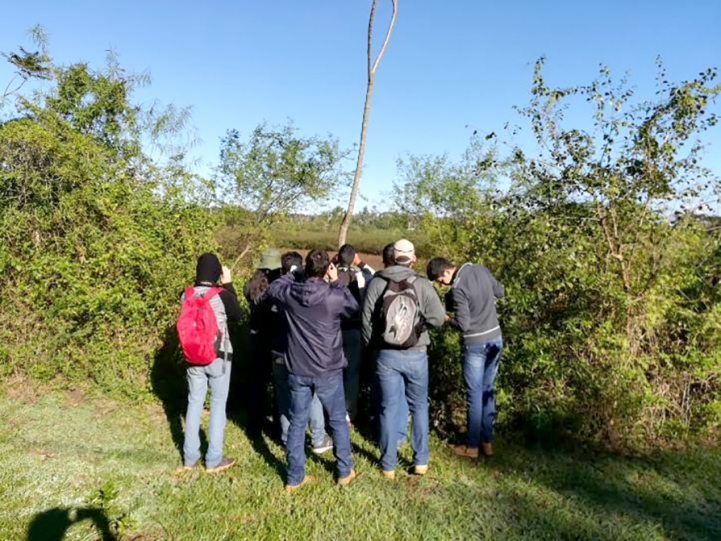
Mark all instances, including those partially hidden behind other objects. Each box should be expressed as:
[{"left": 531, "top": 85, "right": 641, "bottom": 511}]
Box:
[{"left": 338, "top": 0, "right": 398, "bottom": 247}]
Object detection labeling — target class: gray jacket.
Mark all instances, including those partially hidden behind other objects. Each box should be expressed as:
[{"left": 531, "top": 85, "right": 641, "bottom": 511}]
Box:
[
  {"left": 362, "top": 265, "right": 446, "bottom": 349},
  {"left": 447, "top": 263, "right": 504, "bottom": 344}
]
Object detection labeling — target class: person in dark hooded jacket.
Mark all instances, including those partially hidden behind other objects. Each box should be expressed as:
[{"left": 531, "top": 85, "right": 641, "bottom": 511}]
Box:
[{"left": 266, "top": 249, "right": 359, "bottom": 491}]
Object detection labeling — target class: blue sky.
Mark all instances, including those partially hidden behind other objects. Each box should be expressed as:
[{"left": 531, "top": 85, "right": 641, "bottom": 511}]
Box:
[{"left": 1, "top": 1, "right": 720, "bottom": 209}]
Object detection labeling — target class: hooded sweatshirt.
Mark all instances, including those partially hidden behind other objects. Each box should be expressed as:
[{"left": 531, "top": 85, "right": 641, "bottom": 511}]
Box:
[
  {"left": 362, "top": 265, "right": 446, "bottom": 350},
  {"left": 267, "top": 273, "right": 360, "bottom": 377}
]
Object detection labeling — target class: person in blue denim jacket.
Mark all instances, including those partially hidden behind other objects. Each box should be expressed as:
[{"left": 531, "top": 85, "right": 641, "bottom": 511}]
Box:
[{"left": 427, "top": 257, "right": 505, "bottom": 459}]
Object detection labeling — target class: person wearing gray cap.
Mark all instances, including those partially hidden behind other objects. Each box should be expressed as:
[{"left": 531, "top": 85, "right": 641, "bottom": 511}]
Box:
[
  {"left": 361, "top": 239, "right": 446, "bottom": 479},
  {"left": 243, "top": 248, "right": 283, "bottom": 437}
]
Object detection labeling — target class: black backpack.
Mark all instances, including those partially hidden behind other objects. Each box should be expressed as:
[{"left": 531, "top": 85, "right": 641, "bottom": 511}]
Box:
[{"left": 378, "top": 276, "right": 424, "bottom": 348}]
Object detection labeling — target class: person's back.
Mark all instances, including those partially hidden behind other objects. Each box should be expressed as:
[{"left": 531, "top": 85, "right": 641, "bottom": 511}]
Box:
[
  {"left": 266, "top": 251, "right": 332, "bottom": 455},
  {"left": 243, "top": 251, "right": 282, "bottom": 438},
  {"left": 427, "top": 257, "right": 504, "bottom": 459},
  {"left": 362, "top": 263, "right": 445, "bottom": 350},
  {"left": 335, "top": 244, "right": 375, "bottom": 422},
  {"left": 361, "top": 239, "right": 445, "bottom": 480},
  {"left": 266, "top": 249, "right": 359, "bottom": 490},
  {"left": 180, "top": 253, "right": 241, "bottom": 474},
  {"left": 270, "top": 272, "right": 358, "bottom": 377},
  {"left": 448, "top": 263, "right": 503, "bottom": 344}
]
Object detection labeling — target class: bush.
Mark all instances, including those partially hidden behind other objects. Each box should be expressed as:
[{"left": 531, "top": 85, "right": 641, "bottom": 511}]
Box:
[{"left": 0, "top": 50, "right": 218, "bottom": 397}]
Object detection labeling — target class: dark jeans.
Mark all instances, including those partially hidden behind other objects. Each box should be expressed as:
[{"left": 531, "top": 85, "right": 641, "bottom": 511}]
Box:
[
  {"left": 286, "top": 371, "right": 352, "bottom": 486},
  {"left": 376, "top": 349, "right": 429, "bottom": 471},
  {"left": 342, "top": 328, "right": 362, "bottom": 421},
  {"left": 272, "top": 352, "right": 326, "bottom": 447},
  {"left": 247, "top": 334, "right": 272, "bottom": 436},
  {"left": 462, "top": 336, "right": 503, "bottom": 447}
]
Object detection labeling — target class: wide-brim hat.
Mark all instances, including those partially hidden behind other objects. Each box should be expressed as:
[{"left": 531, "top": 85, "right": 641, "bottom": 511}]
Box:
[{"left": 258, "top": 248, "right": 282, "bottom": 270}]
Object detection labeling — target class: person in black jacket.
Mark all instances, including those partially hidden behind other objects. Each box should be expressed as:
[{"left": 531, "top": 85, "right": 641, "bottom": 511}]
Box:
[
  {"left": 243, "top": 249, "right": 283, "bottom": 438},
  {"left": 181, "top": 253, "right": 242, "bottom": 473},
  {"left": 335, "top": 244, "right": 374, "bottom": 423},
  {"left": 266, "top": 249, "right": 359, "bottom": 491},
  {"left": 427, "top": 257, "right": 504, "bottom": 458}
]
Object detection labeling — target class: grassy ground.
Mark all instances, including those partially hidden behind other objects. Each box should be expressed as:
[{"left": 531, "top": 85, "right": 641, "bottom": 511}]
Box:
[{"left": 1, "top": 388, "right": 720, "bottom": 541}]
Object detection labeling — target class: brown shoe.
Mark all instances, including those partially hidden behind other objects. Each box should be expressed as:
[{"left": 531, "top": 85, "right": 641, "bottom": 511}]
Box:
[
  {"left": 285, "top": 475, "right": 314, "bottom": 493},
  {"left": 337, "top": 469, "right": 357, "bottom": 486},
  {"left": 176, "top": 464, "right": 195, "bottom": 473},
  {"left": 206, "top": 457, "right": 236, "bottom": 474},
  {"left": 381, "top": 469, "right": 395, "bottom": 480},
  {"left": 413, "top": 464, "right": 428, "bottom": 476},
  {"left": 481, "top": 442, "right": 494, "bottom": 457},
  {"left": 448, "top": 444, "right": 479, "bottom": 459}
]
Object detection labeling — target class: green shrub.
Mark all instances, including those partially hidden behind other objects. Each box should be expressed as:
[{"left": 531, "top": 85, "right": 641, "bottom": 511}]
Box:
[{"left": 0, "top": 50, "right": 218, "bottom": 398}]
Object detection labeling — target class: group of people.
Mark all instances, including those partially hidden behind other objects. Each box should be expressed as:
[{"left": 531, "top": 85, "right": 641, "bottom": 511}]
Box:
[{"left": 178, "top": 239, "right": 505, "bottom": 492}]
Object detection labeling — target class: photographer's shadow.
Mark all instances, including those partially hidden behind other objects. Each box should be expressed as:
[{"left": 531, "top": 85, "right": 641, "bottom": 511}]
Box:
[{"left": 27, "top": 507, "right": 117, "bottom": 541}]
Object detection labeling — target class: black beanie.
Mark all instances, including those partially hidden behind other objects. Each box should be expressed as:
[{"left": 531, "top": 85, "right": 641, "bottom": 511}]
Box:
[{"left": 195, "top": 253, "right": 222, "bottom": 284}]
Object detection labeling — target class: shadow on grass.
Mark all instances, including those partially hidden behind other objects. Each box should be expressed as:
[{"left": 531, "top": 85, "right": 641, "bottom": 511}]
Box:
[
  {"left": 481, "top": 437, "right": 721, "bottom": 540},
  {"left": 229, "top": 408, "right": 287, "bottom": 481},
  {"left": 26, "top": 507, "right": 117, "bottom": 541},
  {"left": 150, "top": 325, "right": 187, "bottom": 462},
  {"left": 150, "top": 325, "right": 209, "bottom": 463}
]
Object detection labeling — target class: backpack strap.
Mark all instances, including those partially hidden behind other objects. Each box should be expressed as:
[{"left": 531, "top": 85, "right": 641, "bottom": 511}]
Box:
[
  {"left": 186, "top": 286, "right": 221, "bottom": 303},
  {"left": 203, "top": 287, "right": 222, "bottom": 302},
  {"left": 183, "top": 287, "right": 196, "bottom": 301}
]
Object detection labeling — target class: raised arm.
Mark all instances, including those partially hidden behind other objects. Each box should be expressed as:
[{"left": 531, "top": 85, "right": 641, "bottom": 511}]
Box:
[{"left": 219, "top": 283, "right": 243, "bottom": 322}]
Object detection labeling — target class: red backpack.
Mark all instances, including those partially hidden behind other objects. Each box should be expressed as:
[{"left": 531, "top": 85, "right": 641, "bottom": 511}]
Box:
[{"left": 177, "top": 287, "right": 222, "bottom": 365}]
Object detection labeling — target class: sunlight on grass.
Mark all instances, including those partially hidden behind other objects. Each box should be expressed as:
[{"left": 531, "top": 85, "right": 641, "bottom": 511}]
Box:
[{"left": 0, "top": 391, "right": 719, "bottom": 540}]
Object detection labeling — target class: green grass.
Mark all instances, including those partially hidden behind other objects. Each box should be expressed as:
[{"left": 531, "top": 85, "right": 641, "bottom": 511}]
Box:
[{"left": 1, "top": 389, "right": 720, "bottom": 541}]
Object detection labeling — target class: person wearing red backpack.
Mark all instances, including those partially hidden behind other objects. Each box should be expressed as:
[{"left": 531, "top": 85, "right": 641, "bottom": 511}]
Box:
[{"left": 178, "top": 253, "right": 242, "bottom": 473}]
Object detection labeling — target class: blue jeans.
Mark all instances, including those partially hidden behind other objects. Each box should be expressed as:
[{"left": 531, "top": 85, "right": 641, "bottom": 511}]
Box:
[
  {"left": 370, "top": 351, "right": 408, "bottom": 445},
  {"left": 463, "top": 336, "right": 503, "bottom": 448},
  {"left": 272, "top": 353, "right": 326, "bottom": 447},
  {"left": 286, "top": 371, "right": 352, "bottom": 486},
  {"left": 183, "top": 357, "right": 232, "bottom": 468},
  {"left": 376, "top": 349, "right": 429, "bottom": 471},
  {"left": 342, "top": 329, "right": 362, "bottom": 421}
]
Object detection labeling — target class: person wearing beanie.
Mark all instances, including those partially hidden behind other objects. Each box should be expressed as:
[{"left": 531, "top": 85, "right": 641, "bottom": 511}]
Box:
[
  {"left": 181, "top": 253, "right": 242, "bottom": 473},
  {"left": 361, "top": 239, "right": 446, "bottom": 479}
]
